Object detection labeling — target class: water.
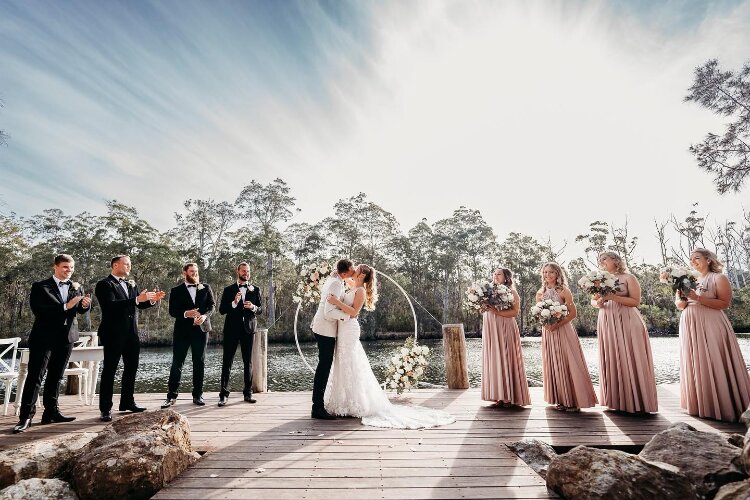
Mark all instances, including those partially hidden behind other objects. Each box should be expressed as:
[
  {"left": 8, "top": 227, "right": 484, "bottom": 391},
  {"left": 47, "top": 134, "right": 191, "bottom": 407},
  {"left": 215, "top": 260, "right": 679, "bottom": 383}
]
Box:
[{"left": 126, "top": 334, "right": 750, "bottom": 393}]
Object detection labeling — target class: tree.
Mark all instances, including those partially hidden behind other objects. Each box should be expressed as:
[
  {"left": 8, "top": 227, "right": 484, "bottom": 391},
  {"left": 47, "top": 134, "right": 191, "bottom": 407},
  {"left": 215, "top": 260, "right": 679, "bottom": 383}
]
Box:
[
  {"left": 172, "top": 199, "right": 237, "bottom": 270},
  {"left": 236, "top": 178, "right": 298, "bottom": 327},
  {"left": 0, "top": 97, "right": 9, "bottom": 147},
  {"left": 685, "top": 59, "right": 750, "bottom": 193}
]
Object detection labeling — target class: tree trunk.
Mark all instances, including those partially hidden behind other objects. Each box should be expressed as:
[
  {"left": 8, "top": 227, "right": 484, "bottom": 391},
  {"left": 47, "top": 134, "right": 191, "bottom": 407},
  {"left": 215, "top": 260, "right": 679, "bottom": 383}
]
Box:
[{"left": 266, "top": 253, "right": 275, "bottom": 326}]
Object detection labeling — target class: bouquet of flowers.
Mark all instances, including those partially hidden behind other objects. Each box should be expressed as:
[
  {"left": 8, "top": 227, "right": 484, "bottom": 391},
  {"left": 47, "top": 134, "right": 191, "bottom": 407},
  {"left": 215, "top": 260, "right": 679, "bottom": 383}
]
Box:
[
  {"left": 577, "top": 270, "right": 620, "bottom": 296},
  {"left": 659, "top": 266, "right": 701, "bottom": 300},
  {"left": 530, "top": 299, "right": 569, "bottom": 326},
  {"left": 293, "top": 261, "right": 332, "bottom": 306},
  {"left": 465, "top": 281, "right": 514, "bottom": 312},
  {"left": 384, "top": 336, "right": 430, "bottom": 394}
]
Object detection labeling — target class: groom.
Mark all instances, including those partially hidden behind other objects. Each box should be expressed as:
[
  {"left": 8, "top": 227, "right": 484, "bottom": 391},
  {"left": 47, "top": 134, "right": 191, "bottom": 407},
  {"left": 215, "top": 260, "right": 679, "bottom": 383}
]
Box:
[{"left": 310, "top": 258, "right": 355, "bottom": 419}]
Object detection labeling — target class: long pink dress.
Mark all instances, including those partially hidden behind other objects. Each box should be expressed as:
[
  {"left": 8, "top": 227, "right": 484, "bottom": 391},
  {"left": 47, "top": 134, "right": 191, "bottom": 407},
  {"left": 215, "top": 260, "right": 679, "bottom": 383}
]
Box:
[
  {"left": 541, "top": 287, "right": 597, "bottom": 409},
  {"left": 481, "top": 310, "right": 531, "bottom": 405},
  {"left": 680, "top": 272, "right": 750, "bottom": 422},
  {"left": 597, "top": 274, "right": 658, "bottom": 413}
]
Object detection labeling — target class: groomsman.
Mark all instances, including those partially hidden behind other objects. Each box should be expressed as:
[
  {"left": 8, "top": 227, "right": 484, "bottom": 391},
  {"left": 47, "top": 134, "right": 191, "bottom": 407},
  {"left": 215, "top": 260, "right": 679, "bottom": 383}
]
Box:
[
  {"left": 95, "top": 255, "right": 164, "bottom": 422},
  {"left": 12, "top": 254, "right": 92, "bottom": 433},
  {"left": 161, "top": 263, "right": 215, "bottom": 408},
  {"left": 217, "top": 262, "right": 262, "bottom": 407}
]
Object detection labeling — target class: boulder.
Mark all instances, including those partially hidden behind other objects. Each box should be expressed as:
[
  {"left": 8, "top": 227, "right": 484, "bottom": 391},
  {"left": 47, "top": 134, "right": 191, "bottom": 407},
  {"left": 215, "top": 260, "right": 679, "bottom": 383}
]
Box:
[
  {"left": 715, "top": 480, "right": 750, "bottom": 500},
  {"left": 546, "top": 446, "right": 697, "bottom": 499},
  {"left": 739, "top": 406, "right": 750, "bottom": 428},
  {"left": 0, "top": 478, "right": 78, "bottom": 500},
  {"left": 640, "top": 422, "right": 746, "bottom": 497},
  {"left": 507, "top": 439, "right": 557, "bottom": 479},
  {"left": 0, "top": 433, "right": 97, "bottom": 488},
  {"left": 69, "top": 410, "right": 199, "bottom": 500}
]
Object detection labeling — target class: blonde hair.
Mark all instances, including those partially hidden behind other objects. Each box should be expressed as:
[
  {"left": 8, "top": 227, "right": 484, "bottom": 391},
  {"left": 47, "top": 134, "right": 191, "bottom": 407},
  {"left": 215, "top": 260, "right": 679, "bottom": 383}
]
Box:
[
  {"left": 540, "top": 262, "right": 566, "bottom": 291},
  {"left": 598, "top": 251, "right": 627, "bottom": 274},
  {"left": 691, "top": 248, "right": 724, "bottom": 273},
  {"left": 359, "top": 264, "right": 378, "bottom": 311}
]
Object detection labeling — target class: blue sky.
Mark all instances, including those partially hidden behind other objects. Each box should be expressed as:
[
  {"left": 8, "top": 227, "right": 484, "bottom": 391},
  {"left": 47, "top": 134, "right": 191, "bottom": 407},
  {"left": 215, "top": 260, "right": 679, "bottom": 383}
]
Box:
[{"left": 1, "top": 0, "right": 749, "bottom": 261}]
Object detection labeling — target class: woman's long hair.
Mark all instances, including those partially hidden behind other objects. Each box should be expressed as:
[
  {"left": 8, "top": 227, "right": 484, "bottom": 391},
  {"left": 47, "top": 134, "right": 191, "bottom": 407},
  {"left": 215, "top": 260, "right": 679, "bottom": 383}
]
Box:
[
  {"left": 359, "top": 264, "right": 378, "bottom": 311},
  {"left": 691, "top": 248, "right": 724, "bottom": 273},
  {"left": 598, "top": 251, "right": 627, "bottom": 273},
  {"left": 540, "top": 262, "right": 566, "bottom": 291},
  {"left": 494, "top": 267, "right": 515, "bottom": 289}
]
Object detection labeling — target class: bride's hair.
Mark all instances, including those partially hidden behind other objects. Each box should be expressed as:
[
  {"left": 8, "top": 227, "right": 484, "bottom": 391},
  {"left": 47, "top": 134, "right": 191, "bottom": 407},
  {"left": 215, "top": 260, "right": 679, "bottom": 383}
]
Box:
[{"left": 359, "top": 265, "right": 378, "bottom": 311}]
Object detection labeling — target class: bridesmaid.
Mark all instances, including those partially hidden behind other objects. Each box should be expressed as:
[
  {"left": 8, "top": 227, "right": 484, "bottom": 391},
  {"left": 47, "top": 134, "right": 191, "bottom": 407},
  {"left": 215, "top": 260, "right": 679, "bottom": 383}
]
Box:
[
  {"left": 593, "top": 252, "right": 658, "bottom": 414},
  {"left": 677, "top": 248, "right": 750, "bottom": 422},
  {"left": 537, "top": 262, "right": 597, "bottom": 412},
  {"left": 481, "top": 268, "right": 531, "bottom": 408}
]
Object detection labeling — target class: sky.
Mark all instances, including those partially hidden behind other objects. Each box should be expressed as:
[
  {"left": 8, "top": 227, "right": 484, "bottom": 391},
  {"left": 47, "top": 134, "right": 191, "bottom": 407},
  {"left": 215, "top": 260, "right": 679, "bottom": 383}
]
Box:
[{"left": 1, "top": 0, "right": 749, "bottom": 263}]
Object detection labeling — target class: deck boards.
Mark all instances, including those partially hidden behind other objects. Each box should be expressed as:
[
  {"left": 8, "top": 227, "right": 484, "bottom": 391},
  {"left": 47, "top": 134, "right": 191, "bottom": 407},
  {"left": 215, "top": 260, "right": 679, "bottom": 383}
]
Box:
[{"left": 0, "top": 385, "right": 744, "bottom": 499}]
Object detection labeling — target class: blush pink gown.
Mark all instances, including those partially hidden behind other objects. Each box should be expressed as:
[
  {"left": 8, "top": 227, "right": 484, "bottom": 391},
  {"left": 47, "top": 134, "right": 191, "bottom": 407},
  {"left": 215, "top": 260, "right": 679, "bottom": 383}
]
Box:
[
  {"left": 680, "top": 272, "right": 750, "bottom": 422},
  {"left": 481, "top": 310, "right": 531, "bottom": 405},
  {"left": 541, "top": 288, "right": 597, "bottom": 409}
]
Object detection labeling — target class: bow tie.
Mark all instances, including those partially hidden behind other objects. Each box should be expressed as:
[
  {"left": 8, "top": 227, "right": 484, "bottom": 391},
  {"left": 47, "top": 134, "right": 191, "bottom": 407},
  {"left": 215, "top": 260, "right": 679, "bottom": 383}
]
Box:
[
  {"left": 187, "top": 284, "right": 198, "bottom": 288},
  {"left": 118, "top": 278, "right": 128, "bottom": 283},
  {"left": 59, "top": 281, "right": 71, "bottom": 287},
  {"left": 238, "top": 284, "right": 248, "bottom": 288}
]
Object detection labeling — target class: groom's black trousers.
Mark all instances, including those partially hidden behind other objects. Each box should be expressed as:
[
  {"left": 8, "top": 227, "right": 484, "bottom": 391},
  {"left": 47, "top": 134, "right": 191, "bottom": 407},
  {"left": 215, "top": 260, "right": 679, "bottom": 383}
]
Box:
[{"left": 312, "top": 333, "right": 336, "bottom": 410}]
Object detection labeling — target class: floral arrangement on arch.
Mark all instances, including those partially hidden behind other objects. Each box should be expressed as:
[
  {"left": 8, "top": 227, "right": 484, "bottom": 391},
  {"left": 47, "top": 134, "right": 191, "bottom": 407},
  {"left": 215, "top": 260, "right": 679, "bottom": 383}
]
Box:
[
  {"left": 293, "top": 261, "right": 332, "bottom": 306},
  {"left": 384, "top": 336, "right": 430, "bottom": 394},
  {"left": 659, "top": 266, "right": 701, "bottom": 300}
]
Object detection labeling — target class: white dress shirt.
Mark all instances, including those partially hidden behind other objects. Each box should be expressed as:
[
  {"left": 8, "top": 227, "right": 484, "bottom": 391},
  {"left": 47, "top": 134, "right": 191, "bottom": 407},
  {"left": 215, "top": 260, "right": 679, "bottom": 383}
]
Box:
[{"left": 53, "top": 275, "right": 70, "bottom": 310}]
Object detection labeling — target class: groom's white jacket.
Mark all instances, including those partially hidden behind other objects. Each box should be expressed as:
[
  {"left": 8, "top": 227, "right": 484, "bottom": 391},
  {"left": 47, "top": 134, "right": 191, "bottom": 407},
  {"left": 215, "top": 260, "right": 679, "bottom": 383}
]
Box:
[{"left": 311, "top": 274, "right": 350, "bottom": 338}]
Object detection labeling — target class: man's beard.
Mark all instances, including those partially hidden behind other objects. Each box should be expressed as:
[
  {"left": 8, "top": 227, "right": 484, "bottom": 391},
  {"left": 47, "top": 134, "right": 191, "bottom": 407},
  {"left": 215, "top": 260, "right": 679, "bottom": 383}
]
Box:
[{"left": 186, "top": 276, "right": 199, "bottom": 284}]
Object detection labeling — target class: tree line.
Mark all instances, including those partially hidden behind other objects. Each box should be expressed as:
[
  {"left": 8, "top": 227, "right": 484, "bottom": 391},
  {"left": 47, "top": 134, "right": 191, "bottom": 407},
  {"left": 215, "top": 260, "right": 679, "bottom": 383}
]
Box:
[{"left": 1, "top": 181, "right": 749, "bottom": 345}]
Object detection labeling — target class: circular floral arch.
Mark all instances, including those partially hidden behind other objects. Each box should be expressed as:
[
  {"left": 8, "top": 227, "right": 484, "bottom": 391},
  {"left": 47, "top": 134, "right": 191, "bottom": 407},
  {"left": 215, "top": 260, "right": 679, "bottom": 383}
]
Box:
[{"left": 294, "top": 268, "right": 418, "bottom": 374}]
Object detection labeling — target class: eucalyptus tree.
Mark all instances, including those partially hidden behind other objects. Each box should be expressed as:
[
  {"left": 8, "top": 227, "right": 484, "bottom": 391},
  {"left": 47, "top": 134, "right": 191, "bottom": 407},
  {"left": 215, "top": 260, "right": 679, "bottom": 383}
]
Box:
[
  {"left": 685, "top": 59, "right": 750, "bottom": 194},
  {"left": 284, "top": 222, "right": 329, "bottom": 267},
  {"left": 0, "top": 97, "right": 8, "bottom": 147},
  {"left": 172, "top": 198, "right": 237, "bottom": 273},
  {"left": 235, "top": 178, "right": 298, "bottom": 326}
]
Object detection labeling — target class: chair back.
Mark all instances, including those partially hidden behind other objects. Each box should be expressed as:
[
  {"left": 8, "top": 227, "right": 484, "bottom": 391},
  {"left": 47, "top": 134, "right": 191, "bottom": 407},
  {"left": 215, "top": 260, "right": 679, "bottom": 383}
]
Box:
[{"left": 0, "top": 338, "right": 21, "bottom": 374}]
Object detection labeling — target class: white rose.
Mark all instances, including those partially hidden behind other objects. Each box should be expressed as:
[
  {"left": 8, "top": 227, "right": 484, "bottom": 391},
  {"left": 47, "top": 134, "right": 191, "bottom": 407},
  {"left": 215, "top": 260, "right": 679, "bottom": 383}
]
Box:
[
  {"left": 671, "top": 268, "right": 685, "bottom": 278},
  {"left": 530, "top": 306, "right": 540, "bottom": 315},
  {"left": 403, "top": 363, "right": 412, "bottom": 371},
  {"left": 401, "top": 347, "right": 409, "bottom": 356},
  {"left": 418, "top": 356, "right": 426, "bottom": 364},
  {"left": 310, "top": 271, "right": 319, "bottom": 281},
  {"left": 552, "top": 305, "right": 562, "bottom": 313},
  {"left": 415, "top": 367, "right": 424, "bottom": 376},
  {"left": 393, "top": 374, "right": 400, "bottom": 381},
  {"left": 468, "top": 293, "right": 478, "bottom": 302},
  {"left": 197, "top": 283, "right": 205, "bottom": 290},
  {"left": 421, "top": 346, "right": 429, "bottom": 355},
  {"left": 390, "top": 381, "right": 397, "bottom": 388},
  {"left": 540, "top": 309, "right": 551, "bottom": 318},
  {"left": 71, "top": 282, "right": 81, "bottom": 291},
  {"left": 293, "top": 296, "right": 301, "bottom": 303},
  {"left": 544, "top": 299, "right": 553, "bottom": 305},
  {"left": 397, "top": 368, "right": 404, "bottom": 375}
]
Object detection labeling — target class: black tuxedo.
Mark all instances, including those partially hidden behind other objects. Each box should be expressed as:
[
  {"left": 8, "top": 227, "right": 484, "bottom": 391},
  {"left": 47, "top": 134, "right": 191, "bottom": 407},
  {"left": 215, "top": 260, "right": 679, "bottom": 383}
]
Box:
[
  {"left": 166, "top": 282, "right": 215, "bottom": 399},
  {"left": 95, "top": 274, "right": 154, "bottom": 412},
  {"left": 218, "top": 282, "right": 262, "bottom": 397},
  {"left": 18, "top": 277, "right": 90, "bottom": 420}
]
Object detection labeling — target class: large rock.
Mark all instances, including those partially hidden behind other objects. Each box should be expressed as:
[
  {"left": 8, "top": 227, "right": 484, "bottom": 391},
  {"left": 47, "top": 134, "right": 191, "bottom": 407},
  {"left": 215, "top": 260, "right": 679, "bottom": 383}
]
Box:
[
  {"left": 507, "top": 439, "right": 557, "bottom": 479},
  {"left": 546, "top": 446, "right": 697, "bottom": 499},
  {"left": 640, "top": 422, "right": 746, "bottom": 497},
  {"left": 0, "top": 433, "right": 97, "bottom": 488},
  {"left": 715, "top": 480, "right": 750, "bottom": 500},
  {"left": 739, "top": 406, "right": 750, "bottom": 428},
  {"left": 0, "top": 478, "right": 78, "bottom": 500},
  {"left": 69, "top": 410, "right": 199, "bottom": 500}
]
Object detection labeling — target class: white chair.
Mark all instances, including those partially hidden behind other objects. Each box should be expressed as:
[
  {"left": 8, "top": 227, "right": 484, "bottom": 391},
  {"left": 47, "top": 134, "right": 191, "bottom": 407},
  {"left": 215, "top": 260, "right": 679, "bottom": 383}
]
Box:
[
  {"left": 0, "top": 337, "right": 21, "bottom": 416},
  {"left": 35, "top": 336, "right": 91, "bottom": 409}
]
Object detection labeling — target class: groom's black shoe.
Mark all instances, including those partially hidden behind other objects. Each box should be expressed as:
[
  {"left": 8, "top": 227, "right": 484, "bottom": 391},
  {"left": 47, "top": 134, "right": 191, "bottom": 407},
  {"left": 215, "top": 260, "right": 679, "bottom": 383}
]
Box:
[{"left": 311, "top": 408, "right": 336, "bottom": 420}]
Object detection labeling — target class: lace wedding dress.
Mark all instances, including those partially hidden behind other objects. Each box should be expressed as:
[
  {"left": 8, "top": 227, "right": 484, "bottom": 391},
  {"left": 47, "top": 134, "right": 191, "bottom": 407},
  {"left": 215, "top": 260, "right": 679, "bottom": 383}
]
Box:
[{"left": 324, "top": 288, "right": 455, "bottom": 429}]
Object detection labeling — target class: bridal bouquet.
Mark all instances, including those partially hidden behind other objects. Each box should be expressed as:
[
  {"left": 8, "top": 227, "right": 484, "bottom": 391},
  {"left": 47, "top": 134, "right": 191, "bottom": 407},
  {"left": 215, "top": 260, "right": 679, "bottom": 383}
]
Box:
[
  {"left": 659, "top": 266, "right": 701, "bottom": 300},
  {"left": 577, "top": 270, "right": 620, "bottom": 296},
  {"left": 293, "top": 261, "right": 332, "bottom": 306},
  {"left": 465, "top": 281, "right": 514, "bottom": 312},
  {"left": 384, "top": 336, "right": 430, "bottom": 394},
  {"left": 530, "top": 299, "right": 569, "bottom": 326}
]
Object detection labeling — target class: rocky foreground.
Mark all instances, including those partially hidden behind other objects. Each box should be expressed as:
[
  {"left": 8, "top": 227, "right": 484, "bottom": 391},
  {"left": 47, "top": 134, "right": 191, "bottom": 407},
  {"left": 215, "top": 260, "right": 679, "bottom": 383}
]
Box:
[
  {"left": 509, "top": 407, "right": 750, "bottom": 499},
  {"left": 0, "top": 410, "right": 199, "bottom": 500}
]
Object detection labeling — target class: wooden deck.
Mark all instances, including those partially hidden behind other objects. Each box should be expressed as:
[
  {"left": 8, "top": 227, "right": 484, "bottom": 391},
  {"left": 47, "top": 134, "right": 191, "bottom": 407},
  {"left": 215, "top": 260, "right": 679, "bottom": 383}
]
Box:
[{"left": 1, "top": 385, "right": 744, "bottom": 499}]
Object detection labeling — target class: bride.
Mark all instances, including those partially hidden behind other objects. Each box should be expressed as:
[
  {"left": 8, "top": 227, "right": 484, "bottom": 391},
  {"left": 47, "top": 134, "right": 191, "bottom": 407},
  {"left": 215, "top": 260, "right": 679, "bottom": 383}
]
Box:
[{"left": 324, "top": 264, "right": 455, "bottom": 429}]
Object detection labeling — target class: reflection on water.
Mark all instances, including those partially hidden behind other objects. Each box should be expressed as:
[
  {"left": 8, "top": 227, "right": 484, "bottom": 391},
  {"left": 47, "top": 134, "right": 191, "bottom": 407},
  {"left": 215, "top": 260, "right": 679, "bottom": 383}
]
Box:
[
  {"left": 5, "top": 336, "right": 748, "bottom": 398},
  {"left": 123, "top": 334, "right": 750, "bottom": 393}
]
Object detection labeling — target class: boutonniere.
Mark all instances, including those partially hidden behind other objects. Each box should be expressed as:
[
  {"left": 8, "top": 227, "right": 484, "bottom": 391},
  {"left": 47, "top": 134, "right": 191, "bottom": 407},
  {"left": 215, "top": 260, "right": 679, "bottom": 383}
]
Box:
[
  {"left": 71, "top": 282, "right": 81, "bottom": 291},
  {"left": 127, "top": 279, "right": 136, "bottom": 288},
  {"left": 197, "top": 283, "right": 205, "bottom": 291},
  {"left": 248, "top": 285, "right": 255, "bottom": 292}
]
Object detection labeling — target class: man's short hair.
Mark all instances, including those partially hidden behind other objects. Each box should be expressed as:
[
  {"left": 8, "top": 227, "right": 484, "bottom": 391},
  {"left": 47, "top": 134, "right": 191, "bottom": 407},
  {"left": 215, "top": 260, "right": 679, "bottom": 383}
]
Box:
[
  {"left": 183, "top": 262, "right": 198, "bottom": 272},
  {"left": 54, "top": 254, "right": 74, "bottom": 266},
  {"left": 237, "top": 262, "right": 250, "bottom": 271},
  {"left": 111, "top": 255, "right": 129, "bottom": 267},
  {"left": 336, "top": 259, "right": 353, "bottom": 274}
]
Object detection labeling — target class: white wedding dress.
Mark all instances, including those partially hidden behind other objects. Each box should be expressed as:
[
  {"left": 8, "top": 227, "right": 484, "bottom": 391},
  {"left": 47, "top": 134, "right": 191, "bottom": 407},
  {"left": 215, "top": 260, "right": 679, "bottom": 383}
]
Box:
[{"left": 324, "top": 288, "right": 455, "bottom": 429}]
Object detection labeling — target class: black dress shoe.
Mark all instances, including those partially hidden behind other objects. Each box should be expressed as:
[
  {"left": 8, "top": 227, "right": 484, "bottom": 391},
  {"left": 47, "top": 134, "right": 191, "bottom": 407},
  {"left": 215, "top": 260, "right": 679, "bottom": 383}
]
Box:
[
  {"left": 12, "top": 418, "right": 32, "bottom": 433},
  {"left": 41, "top": 410, "right": 76, "bottom": 424},
  {"left": 161, "top": 398, "right": 176, "bottom": 409},
  {"left": 193, "top": 396, "right": 205, "bottom": 406},
  {"left": 244, "top": 395, "right": 257, "bottom": 404},
  {"left": 311, "top": 408, "right": 335, "bottom": 420},
  {"left": 118, "top": 403, "right": 146, "bottom": 413},
  {"left": 100, "top": 411, "right": 112, "bottom": 422},
  {"left": 218, "top": 395, "right": 227, "bottom": 407}
]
